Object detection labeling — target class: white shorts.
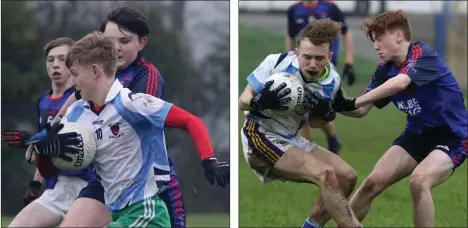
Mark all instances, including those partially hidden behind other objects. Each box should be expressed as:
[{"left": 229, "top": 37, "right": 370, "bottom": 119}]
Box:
[
  {"left": 35, "top": 175, "right": 88, "bottom": 217},
  {"left": 241, "top": 119, "right": 316, "bottom": 183}
]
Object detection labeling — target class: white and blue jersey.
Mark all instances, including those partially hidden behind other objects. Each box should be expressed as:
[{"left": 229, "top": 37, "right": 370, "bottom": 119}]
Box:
[
  {"left": 246, "top": 51, "right": 341, "bottom": 138},
  {"left": 61, "top": 79, "right": 172, "bottom": 211}
]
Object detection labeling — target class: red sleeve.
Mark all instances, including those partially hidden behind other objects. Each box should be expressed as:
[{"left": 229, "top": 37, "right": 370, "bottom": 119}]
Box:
[
  {"left": 35, "top": 154, "right": 58, "bottom": 178},
  {"left": 164, "top": 105, "right": 214, "bottom": 160}
]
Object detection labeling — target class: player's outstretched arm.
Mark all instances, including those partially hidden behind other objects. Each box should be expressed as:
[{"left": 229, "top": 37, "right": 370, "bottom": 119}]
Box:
[
  {"left": 340, "top": 104, "right": 373, "bottom": 118},
  {"left": 125, "top": 93, "right": 229, "bottom": 187},
  {"left": 355, "top": 74, "right": 411, "bottom": 108}
]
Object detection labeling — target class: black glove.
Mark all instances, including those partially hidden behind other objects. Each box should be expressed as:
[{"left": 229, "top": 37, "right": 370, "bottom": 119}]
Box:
[
  {"left": 304, "top": 89, "right": 336, "bottom": 122},
  {"left": 342, "top": 64, "right": 356, "bottom": 86},
  {"left": 250, "top": 80, "right": 291, "bottom": 111},
  {"left": 2, "top": 130, "right": 32, "bottom": 148},
  {"left": 332, "top": 87, "right": 357, "bottom": 112},
  {"left": 31, "top": 123, "right": 82, "bottom": 162},
  {"left": 22, "top": 180, "right": 42, "bottom": 206},
  {"left": 202, "top": 157, "right": 230, "bottom": 188}
]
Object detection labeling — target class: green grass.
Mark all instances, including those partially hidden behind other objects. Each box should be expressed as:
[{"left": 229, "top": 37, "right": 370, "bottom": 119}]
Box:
[
  {"left": 1, "top": 213, "right": 229, "bottom": 227},
  {"left": 238, "top": 26, "right": 468, "bottom": 227}
]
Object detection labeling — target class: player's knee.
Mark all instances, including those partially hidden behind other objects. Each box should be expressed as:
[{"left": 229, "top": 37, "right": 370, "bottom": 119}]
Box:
[
  {"left": 409, "top": 173, "right": 430, "bottom": 193},
  {"left": 343, "top": 168, "right": 358, "bottom": 191},
  {"left": 316, "top": 165, "right": 339, "bottom": 187},
  {"left": 361, "top": 174, "right": 386, "bottom": 197}
]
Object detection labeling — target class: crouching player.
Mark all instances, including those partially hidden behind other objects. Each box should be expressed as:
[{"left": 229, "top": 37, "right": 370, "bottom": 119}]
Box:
[
  {"left": 332, "top": 10, "right": 467, "bottom": 227},
  {"left": 27, "top": 31, "right": 229, "bottom": 227},
  {"left": 5, "top": 37, "right": 97, "bottom": 228},
  {"left": 239, "top": 19, "right": 362, "bottom": 228}
]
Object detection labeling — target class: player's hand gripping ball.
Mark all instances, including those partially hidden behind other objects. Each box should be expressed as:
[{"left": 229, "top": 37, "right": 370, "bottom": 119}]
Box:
[
  {"left": 269, "top": 72, "right": 304, "bottom": 113},
  {"left": 50, "top": 123, "right": 97, "bottom": 172},
  {"left": 251, "top": 72, "right": 304, "bottom": 113}
]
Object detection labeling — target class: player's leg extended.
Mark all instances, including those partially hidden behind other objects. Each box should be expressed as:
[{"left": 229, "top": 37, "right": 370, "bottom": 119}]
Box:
[
  {"left": 305, "top": 146, "right": 358, "bottom": 226},
  {"left": 8, "top": 201, "right": 62, "bottom": 227},
  {"left": 60, "top": 180, "right": 112, "bottom": 227},
  {"left": 271, "top": 147, "right": 361, "bottom": 227},
  {"left": 348, "top": 145, "right": 418, "bottom": 221},
  {"left": 108, "top": 194, "right": 170, "bottom": 228},
  {"left": 321, "top": 122, "right": 341, "bottom": 154},
  {"left": 158, "top": 159, "right": 187, "bottom": 228},
  {"left": 410, "top": 141, "right": 467, "bottom": 227},
  {"left": 242, "top": 119, "right": 359, "bottom": 226}
]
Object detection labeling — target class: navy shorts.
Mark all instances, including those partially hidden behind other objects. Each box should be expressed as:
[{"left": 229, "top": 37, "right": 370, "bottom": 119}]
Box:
[
  {"left": 393, "top": 129, "right": 467, "bottom": 169},
  {"left": 77, "top": 159, "right": 187, "bottom": 228}
]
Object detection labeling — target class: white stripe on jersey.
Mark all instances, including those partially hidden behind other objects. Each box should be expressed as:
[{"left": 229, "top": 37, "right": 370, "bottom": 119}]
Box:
[
  {"left": 61, "top": 80, "right": 172, "bottom": 211},
  {"left": 245, "top": 52, "right": 341, "bottom": 138}
]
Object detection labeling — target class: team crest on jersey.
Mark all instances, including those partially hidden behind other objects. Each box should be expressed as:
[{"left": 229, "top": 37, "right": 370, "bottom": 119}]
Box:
[{"left": 109, "top": 123, "right": 124, "bottom": 138}]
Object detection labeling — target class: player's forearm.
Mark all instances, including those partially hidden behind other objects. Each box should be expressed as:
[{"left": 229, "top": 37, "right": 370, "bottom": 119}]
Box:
[
  {"left": 339, "top": 103, "right": 372, "bottom": 118},
  {"left": 165, "top": 106, "right": 215, "bottom": 160},
  {"left": 33, "top": 169, "right": 44, "bottom": 183},
  {"left": 344, "top": 31, "right": 354, "bottom": 64},
  {"left": 285, "top": 36, "right": 295, "bottom": 52},
  {"left": 56, "top": 93, "right": 78, "bottom": 118},
  {"left": 355, "top": 76, "right": 408, "bottom": 108},
  {"left": 239, "top": 86, "right": 255, "bottom": 111}
]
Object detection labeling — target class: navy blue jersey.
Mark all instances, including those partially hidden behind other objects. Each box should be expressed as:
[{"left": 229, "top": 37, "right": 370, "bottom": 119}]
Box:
[
  {"left": 116, "top": 53, "right": 165, "bottom": 99},
  {"left": 287, "top": 1, "right": 347, "bottom": 65},
  {"left": 37, "top": 87, "right": 76, "bottom": 132},
  {"left": 37, "top": 87, "right": 97, "bottom": 189},
  {"left": 365, "top": 42, "right": 467, "bottom": 139}
]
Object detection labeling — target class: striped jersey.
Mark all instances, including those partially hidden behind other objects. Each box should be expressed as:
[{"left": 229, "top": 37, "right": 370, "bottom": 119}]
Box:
[
  {"left": 61, "top": 79, "right": 172, "bottom": 211},
  {"left": 246, "top": 52, "right": 341, "bottom": 138}
]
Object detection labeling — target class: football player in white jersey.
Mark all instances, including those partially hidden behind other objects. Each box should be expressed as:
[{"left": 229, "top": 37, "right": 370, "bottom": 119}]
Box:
[
  {"left": 239, "top": 19, "right": 362, "bottom": 228},
  {"left": 27, "top": 31, "right": 229, "bottom": 227}
]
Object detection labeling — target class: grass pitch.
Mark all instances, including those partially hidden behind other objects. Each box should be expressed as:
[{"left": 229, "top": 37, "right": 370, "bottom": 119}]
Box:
[{"left": 238, "top": 26, "right": 467, "bottom": 227}]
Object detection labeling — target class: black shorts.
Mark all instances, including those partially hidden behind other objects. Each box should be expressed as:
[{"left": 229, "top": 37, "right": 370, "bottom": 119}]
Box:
[{"left": 393, "top": 129, "right": 467, "bottom": 169}]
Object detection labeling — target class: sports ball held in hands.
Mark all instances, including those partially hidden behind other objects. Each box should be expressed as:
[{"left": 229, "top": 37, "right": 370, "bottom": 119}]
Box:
[
  {"left": 269, "top": 72, "right": 304, "bottom": 113},
  {"left": 50, "top": 123, "right": 97, "bottom": 172}
]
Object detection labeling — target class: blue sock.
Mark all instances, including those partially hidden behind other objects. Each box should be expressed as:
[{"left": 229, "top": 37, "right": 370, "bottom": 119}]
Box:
[
  {"left": 327, "top": 136, "right": 341, "bottom": 154},
  {"left": 302, "top": 218, "right": 321, "bottom": 228}
]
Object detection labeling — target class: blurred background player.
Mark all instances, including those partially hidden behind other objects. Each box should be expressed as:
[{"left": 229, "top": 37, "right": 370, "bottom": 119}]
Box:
[
  {"left": 333, "top": 10, "right": 467, "bottom": 227},
  {"left": 285, "top": 0, "right": 356, "bottom": 154},
  {"left": 239, "top": 19, "right": 362, "bottom": 228},
  {"left": 4, "top": 37, "right": 98, "bottom": 227}
]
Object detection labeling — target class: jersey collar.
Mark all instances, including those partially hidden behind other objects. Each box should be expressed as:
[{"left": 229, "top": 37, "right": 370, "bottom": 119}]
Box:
[{"left": 104, "top": 79, "right": 124, "bottom": 104}]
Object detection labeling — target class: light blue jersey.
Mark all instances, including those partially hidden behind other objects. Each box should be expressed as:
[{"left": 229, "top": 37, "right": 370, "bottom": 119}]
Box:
[
  {"left": 246, "top": 51, "right": 341, "bottom": 138},
  {"left": 61, "top": 79, "right": 172, "bottom": 211}
]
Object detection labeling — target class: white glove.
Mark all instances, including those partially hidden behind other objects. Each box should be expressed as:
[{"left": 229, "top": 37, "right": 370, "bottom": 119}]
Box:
[{"left": 24, "top": 144, "right": 37, "bottom": 164}]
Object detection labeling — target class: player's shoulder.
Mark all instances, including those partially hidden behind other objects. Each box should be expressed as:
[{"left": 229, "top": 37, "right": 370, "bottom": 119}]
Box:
[
  {"left": 135, "top": 57, "right": 158, "bottom": 75},
  {"left": 120, "top": 89, "right": 166, "bottom": 110},
  {"left": 37, "top": 90, "right": 50, "bottom": 103},
  {"left": 412, "top": 41, "right": 438, "bottom": 57},
  {"left": 268, "top": 52, "right": 296, "bottom": 66},
  {"left": 328, "top": 64, "right": 341, "bottom": 84}
]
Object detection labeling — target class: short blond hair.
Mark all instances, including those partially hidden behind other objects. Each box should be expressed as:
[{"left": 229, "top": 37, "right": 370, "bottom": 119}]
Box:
[
  {"left": 297, "top": 18, "right": 342, "bottom": 51},
  {"left": 66, "top": 31, "right": 118, "bottom": 76}
]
